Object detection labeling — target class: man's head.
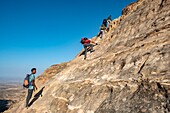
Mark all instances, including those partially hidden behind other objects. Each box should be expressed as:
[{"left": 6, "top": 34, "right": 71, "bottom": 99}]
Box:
[
  {"left": 31, "top": 68, "right": 36, "bottom": 74},
  {"left": 82, "top": 37, "right": 88, "bottom": 40}
]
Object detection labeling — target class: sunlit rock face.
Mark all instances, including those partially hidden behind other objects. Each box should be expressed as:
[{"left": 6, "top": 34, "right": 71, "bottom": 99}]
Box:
[{"left": 5, "top": 0, "right": 170, "bottom": 113}]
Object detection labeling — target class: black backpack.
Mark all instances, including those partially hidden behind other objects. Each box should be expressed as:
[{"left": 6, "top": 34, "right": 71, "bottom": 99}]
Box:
[
  {"left": 23, "top": 74, "right": 30, "bottom": 88},
  {"left": 80, "top": 39, "right": 84, "bottom": 44},
  {"left": 103, "top": 19, "right": 107, "bottom": 27}
]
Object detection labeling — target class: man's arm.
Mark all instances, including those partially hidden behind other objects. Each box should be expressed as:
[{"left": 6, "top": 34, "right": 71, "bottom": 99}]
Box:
[
  {"left": 32, "top": 80, "right": 38, "bottom": 90},
  {"left": 90, "top": 40, "right": 98, "bottom": 45}
]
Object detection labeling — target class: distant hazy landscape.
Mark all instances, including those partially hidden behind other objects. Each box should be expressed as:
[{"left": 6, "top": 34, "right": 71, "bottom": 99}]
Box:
[{"left": 0, "top": 80, "right": 25, "bottom": 112}]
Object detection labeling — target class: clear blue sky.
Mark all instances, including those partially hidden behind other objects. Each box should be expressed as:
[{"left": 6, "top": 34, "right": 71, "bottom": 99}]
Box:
[{"left": 0, "top": 0, "right": 136, "bottom": 81}]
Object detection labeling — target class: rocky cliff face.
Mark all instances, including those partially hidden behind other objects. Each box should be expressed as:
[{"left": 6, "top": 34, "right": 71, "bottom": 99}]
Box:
[{"left": 5, "top": 0, "right": 170, "bottom": 113}]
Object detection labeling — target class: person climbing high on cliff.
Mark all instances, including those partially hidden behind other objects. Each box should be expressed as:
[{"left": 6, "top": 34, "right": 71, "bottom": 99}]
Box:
[
  {"left": 97, "top": 18, "right": 107, "bottom": 39},
  {"left": 80, "top": 37, "right": 97, "bottom": 60},
  {"left": 26, "top": 68, "right": 38, "bottom": 108}
]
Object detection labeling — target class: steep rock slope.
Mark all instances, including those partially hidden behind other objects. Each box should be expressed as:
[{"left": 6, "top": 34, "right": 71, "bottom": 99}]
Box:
[{"left": 6, "top": 0, "right": 170, "bottom": 113}]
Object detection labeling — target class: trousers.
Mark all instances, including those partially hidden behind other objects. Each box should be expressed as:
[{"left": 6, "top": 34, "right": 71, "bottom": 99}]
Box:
[{"left": 26, "top": 89, "right": 33, "bottom": 107}]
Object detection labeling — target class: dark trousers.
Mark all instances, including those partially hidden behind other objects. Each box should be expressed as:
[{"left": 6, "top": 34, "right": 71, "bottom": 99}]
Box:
[
  {"left": 84, "top": 44, "right": 94, "bottom": 59},
  {"left": 26, "top": 89, "right": 33, "bottom": 107}
]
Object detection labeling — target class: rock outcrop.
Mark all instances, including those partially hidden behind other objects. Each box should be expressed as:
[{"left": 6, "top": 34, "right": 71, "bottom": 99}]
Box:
[{"left": 5, "top": 0, "right": 170, "bottom": 113}]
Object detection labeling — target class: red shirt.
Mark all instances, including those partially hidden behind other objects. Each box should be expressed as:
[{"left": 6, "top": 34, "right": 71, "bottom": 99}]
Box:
[{"left": 83, "top": 39, "right": 90, "bottom": 45}]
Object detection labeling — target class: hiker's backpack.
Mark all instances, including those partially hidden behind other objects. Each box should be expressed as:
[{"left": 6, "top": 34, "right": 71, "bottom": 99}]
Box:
[
  {"left": 80, "top": 38, "right": 88, "bottom": 44},
  {"left": 23, "top": 74, "right": 30, "bottom": 88},
  {"left": 103, "top": 19, "right": 107, "bottom": 27},
  {"left": 80, "top": 39, "right": 84, "bottom": 44}
]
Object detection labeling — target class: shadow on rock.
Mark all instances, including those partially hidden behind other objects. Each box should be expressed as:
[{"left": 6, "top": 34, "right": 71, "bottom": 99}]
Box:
[
  {"left": 28, "top": 86, "right": 45, "bottom": 107},
  {"left": 0, "top": 100, "right": 14, "bottom": 112}
]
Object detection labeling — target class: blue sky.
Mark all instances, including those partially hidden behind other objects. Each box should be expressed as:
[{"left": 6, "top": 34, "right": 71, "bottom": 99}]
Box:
[{"left": 0, "top": 0, "right": 136, "bottom": 81}]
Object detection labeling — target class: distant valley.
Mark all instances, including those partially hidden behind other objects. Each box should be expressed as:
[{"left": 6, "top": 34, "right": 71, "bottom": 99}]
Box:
[{"left": 0, "top": 81, "right": 25, "bottom": 112}]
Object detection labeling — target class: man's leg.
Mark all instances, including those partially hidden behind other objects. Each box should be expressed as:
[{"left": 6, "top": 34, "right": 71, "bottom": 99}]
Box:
[
  {"left": 107, "top": 20, "right": 111, "bottom": 25},
  {"left": 89, "top": 44, "right": 94, "bottom": 52},
  {"left": 100, "top": 30, "right": 104, "bottom": 39},
  {"left": 26, "top": 89, "right": 33, "bottom": 107},
  {"left": 86, "top": 44, "right": 94, "bottom": 52},
  {"left": 100, "top": 30, "right": 102, "bottom": 39},
  {"left": 98, "top": 31, "right": 102, "bottom": 37},
  {"left": 84, "top": 45, "right": 87, "bottom": 60},
  {"left": 102, "top": 30, "right": 105, "bottom": 38}
]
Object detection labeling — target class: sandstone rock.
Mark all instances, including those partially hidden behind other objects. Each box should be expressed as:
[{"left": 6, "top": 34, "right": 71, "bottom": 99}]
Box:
[{"left": 5, "top": 0, "right": 170, "bottom": 113}]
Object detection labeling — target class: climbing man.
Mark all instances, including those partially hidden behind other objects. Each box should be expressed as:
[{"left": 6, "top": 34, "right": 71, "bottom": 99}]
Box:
[
  {"left": 80, "top": 37, "right": 97, "bottom": 60},
  {"left": 26, "top": 68, "right": 38, "bottom": 108},
  {"left": 97, "top": 18, "right": 107, "bottom": 39}
]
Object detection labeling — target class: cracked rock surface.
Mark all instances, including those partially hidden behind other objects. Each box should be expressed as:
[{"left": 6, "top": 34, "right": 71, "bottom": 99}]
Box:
[{"left": 5, "top": 0, "right": 170, "bottom": 113}]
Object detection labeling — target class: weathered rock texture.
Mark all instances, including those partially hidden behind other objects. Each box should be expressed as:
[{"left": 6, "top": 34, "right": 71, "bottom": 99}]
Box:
[{"left": 5, "top": 0, "right": 170, "bottom": 113}]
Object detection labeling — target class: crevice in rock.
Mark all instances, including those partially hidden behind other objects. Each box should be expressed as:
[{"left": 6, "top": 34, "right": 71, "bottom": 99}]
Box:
[
  {"left": 159, "top": 0, "right": 166, "bottom": 9},
  {"left": 137, "top": 55, "right": 149, "bottom": 75},
  {"left": 109, "top": 87, "right": 113, "bottom": 104},
  {"left": 120, "top": 59, "right": 126, "bottom": 70}
]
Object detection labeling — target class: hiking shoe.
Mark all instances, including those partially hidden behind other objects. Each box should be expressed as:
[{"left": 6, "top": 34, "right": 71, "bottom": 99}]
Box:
[{"left": 90, "top": 50, "right": 95, "bottom": 53}]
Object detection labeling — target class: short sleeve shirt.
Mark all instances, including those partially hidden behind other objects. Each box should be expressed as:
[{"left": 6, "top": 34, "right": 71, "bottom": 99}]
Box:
[
  {"left": 28, "top": 74, "right": 35, "bottom": 89},
  {"left": 84, "top": 39, "right": 91, "bottom": 45}
]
